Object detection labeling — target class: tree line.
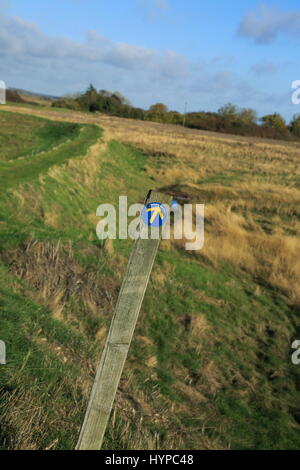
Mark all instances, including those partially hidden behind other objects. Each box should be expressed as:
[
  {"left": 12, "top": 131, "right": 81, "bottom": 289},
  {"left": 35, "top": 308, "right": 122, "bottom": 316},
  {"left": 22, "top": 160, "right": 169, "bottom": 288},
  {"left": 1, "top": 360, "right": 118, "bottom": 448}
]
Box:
[{"left": 52, "top": 85, "right": 300, "bottom": 141}]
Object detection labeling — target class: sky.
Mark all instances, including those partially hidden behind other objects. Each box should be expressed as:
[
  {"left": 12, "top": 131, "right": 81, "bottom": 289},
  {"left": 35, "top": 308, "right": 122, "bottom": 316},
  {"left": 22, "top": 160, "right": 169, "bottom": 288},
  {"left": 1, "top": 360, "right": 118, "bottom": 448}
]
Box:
[{"left": 0, "top": 0, "right": 300, "bottom": 121}]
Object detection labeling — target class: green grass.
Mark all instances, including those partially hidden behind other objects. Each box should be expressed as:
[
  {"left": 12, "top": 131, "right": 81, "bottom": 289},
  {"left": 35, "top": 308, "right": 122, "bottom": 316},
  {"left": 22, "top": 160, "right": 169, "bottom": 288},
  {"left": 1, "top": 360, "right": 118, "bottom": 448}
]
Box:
[
  {"left": 197, "top": 170, "right": 247, "bottom": 186},
  {"left": 0, "top": 111, "right": 80, "bottom": 162},
  {"left": 0, "top": 111, "right": 101, "bottom": 189},
  {"left": 0, "top": 110, "right": 299, "bottom": 450}
]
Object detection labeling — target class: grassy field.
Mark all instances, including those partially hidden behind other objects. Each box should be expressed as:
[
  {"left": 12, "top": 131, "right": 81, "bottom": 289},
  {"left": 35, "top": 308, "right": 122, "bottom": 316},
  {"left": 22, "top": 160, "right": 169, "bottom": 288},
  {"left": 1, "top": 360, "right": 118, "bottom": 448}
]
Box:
[{"left": 0, "top": 106, "right": 300, "bottom": 450}]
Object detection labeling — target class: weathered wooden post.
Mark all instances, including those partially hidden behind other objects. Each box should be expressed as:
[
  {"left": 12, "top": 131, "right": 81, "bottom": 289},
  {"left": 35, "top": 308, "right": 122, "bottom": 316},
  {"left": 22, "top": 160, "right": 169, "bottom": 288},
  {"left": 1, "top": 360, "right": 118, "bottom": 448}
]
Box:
[{"left": 76, "top": 190, "right": 171, "bottom": 450}]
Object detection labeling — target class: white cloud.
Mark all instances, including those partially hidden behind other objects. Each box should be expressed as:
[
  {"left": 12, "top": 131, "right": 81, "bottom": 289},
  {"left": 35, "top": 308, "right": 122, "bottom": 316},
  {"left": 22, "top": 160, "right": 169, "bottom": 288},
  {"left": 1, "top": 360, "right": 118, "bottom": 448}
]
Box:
[
  {"left": 238, "top": 4, "right": 300, "bottom": 44},
  {"left": 0, "top": 15, "right": 178, "bottom": 71},
  {"left": 104, "top": 42, "right": 156, "bottom": 69}
]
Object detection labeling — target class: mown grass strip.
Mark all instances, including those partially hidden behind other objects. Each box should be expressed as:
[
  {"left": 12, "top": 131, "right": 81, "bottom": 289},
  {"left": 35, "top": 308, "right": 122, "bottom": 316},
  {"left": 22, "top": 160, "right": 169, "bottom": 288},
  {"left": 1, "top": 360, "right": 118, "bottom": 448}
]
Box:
[{"left": 0, "top": 112, "right": 102, "bottom": 189}]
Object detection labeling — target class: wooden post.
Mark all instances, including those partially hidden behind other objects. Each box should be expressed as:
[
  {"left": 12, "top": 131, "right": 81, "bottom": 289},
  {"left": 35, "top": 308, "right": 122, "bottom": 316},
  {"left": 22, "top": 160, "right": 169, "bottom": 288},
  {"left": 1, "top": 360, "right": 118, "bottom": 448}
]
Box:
[{"left": 76, "top": 190, "right": 171, "bottom": 450}]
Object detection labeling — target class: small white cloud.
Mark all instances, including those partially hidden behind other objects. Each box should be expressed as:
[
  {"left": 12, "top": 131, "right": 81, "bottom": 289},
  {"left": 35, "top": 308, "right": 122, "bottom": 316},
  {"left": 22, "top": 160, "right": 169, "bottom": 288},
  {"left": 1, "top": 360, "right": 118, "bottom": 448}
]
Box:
[
  {"left": 104, "top": 42, "right": 156, "bottom": 69},
  {"left": 238, "top": 4, "right": 300, "bottom": 44}
]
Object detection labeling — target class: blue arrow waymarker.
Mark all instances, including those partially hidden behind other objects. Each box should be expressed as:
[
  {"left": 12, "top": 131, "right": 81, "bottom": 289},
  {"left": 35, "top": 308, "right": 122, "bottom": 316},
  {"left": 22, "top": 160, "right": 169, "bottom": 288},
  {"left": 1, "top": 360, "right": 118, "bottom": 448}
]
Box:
[{"left": 142, "top": 202, "right": 167, "bottom": 227}]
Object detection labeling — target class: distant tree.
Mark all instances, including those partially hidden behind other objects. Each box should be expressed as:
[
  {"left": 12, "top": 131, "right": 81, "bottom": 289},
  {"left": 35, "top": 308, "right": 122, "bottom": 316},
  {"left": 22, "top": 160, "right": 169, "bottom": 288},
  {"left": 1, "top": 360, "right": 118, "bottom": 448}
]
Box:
[
  {"left": 290, "top": 114, "right": 300, "bottom": 138},
  {"left": 86, "top": 84, "right": 97, "bottom": 94},
  {"left": 261, "top": 113, "right": 286, "bottom": 130},
  {"left": 52, "top": 98, "right": 81, "bottom": 111},
  {"left": 79, "top": 84, "right": 99, "bottom": 112},
  {"left": 238, "top": 108, "right": 258, "bottom": 125},
  {"left": 149, "top": 103, "right": 169, "bottom": 114},
  {"left": 147, "top": 103, "right": 169, "bottom": 122},
  {"left": 112, "top": 91, "right": 130, "bottom": 105},
  {"left": 126, "top": 106, "right": 145, "bottom": 120},
  {"left": 218, "top": 103, "right": 238, "bottom": 120},
  {"left": 99, "top": 89, "right": 111, "bottom": 97},
  {"left": 167, "top": 111, "right": 182, "bottom": 125}
]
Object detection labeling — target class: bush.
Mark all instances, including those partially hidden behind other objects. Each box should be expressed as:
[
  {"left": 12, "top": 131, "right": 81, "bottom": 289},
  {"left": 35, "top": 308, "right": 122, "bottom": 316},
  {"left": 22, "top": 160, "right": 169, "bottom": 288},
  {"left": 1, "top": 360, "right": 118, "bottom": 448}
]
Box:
[{"left": 289, "top": 114, "right": 300, "bottom": 138}]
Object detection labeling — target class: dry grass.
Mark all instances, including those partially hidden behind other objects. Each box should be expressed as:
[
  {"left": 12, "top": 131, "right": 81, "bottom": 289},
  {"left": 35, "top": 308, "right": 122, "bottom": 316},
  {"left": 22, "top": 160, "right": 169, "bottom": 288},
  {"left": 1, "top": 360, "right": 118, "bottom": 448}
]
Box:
[
  {"left": 19, "top": 94, "right": 53, "bottom": 107},
  {"left": 4, "top": 240, "right": 118, "bottom": 330},
  {"left": 198, "top": 203, "right": 300, "bottom": 305},
  {"left": 0, "top": 386, "right": 50, "bottom": 450}
]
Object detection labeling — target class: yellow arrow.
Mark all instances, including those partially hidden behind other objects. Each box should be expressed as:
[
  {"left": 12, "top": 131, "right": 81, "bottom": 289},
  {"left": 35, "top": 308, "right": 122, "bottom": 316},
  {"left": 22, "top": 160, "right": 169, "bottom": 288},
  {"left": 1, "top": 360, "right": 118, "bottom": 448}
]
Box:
[{"left": 147, "top": 206, "right": 164, "bottom": 224}]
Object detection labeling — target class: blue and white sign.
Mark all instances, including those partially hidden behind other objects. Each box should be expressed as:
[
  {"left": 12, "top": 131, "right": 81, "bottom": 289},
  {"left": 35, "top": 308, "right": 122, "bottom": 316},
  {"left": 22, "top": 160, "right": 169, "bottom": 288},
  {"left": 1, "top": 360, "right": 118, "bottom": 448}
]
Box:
[{"left": 142, "top": 202, "right": 167, "bottom": 227}]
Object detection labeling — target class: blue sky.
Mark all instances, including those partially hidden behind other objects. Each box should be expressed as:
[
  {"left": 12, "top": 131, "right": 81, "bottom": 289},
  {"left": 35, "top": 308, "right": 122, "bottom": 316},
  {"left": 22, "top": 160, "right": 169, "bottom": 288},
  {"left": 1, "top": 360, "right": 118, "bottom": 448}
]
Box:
[{"left": 0, "top": 0, "right": 300, "bottom": 121}]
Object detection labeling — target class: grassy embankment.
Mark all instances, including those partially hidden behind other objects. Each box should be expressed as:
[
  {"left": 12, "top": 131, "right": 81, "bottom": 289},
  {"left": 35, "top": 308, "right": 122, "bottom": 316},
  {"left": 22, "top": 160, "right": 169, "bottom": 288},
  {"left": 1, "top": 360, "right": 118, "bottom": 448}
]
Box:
[{"left": 0, "top": 107, "right": 300, "bottom": 450}]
